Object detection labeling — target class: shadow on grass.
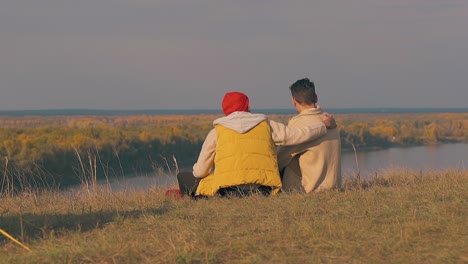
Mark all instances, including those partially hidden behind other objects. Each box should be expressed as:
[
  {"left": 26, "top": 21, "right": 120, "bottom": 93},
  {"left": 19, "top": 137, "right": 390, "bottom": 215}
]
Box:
[{"left": 0, "top": 205, "right": 169, "bottom": 243}]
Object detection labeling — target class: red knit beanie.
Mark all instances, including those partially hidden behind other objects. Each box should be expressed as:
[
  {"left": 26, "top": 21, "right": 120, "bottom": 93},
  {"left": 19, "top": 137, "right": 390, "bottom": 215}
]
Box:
[{"left": 222, "top": 92, "right": 250, "bottom": 115}]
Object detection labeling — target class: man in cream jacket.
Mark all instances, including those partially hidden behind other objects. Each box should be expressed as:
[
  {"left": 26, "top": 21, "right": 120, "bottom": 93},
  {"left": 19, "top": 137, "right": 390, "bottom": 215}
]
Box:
[{"left": 277, "top": 78, "right": 342, "bottom": 193}]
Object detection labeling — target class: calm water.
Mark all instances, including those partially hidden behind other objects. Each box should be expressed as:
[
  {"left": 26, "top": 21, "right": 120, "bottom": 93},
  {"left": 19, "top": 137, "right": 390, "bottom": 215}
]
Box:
[
  {"left": 341, "top": 143, "right": 467, "bottom": 178},
  {"left": 92, "top": 143, "right": 467, "bottom": 192}
]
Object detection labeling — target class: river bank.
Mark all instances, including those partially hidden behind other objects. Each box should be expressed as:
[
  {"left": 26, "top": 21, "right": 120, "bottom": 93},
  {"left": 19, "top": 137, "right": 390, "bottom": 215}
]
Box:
[
  {"left": 1, "top": 112, "right": 466, "bottom": 194},
  {"left": 59, "top": 143, "right": 467, "bottom": 193}
]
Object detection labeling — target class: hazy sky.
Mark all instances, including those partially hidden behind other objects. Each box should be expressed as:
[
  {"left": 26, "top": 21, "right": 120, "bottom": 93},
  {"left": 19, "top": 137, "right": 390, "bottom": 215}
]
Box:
[{"left": 1, "top": 0, "right": 467, "bottom": 110}]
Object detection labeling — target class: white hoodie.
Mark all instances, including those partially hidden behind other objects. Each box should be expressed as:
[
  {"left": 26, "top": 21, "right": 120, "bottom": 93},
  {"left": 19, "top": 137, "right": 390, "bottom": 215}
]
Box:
[{"left": 192, "top": 111, "right": 327, "bottom": 178}]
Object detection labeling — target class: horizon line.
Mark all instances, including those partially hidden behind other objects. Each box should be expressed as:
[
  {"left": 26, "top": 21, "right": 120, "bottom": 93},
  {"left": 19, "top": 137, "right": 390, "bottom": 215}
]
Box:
[
  {"left": 0, "top": 107, "right": 467, "bottom": 116},
  {"left": 1, "top": 107, "right": 467, "bottom": 111}
]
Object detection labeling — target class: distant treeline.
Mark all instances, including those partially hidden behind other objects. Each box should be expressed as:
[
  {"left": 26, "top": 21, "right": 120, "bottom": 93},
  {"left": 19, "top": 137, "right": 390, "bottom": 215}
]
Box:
[
  {"left": 337, "top": 112, "right": 467, "bottom": 149},
  {"left": 0, "top": 113, "right": 467, "bottom": 190}
]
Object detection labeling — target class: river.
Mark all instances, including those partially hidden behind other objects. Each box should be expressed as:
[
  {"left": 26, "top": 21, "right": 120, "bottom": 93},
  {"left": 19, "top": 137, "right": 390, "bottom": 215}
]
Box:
[
  {"left": 86, "top": 143, "right": 467, "bottom": 192},
  {"left": 341, "top": 143, "right": 467, "bottom": 178}
]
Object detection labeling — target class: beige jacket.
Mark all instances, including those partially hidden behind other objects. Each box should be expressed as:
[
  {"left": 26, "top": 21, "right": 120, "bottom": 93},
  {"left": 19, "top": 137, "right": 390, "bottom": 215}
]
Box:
[
  {"left": 277, "top": 107, "right": 341, "bottom": 193},
  {"left": 193, "top": 111, "right": 327, "bottom": 178}
]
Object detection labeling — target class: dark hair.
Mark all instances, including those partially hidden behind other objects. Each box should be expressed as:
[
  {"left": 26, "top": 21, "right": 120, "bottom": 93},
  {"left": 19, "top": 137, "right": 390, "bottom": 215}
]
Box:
[{"left": 289, "top": 78, "right": 317, "bottom": 105}]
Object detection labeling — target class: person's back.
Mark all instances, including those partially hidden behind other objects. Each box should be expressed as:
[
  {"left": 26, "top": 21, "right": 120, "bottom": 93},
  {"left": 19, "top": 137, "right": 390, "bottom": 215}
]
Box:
[
  {"left": 280, "top": 107, "right": 341, "bottom": 192},
  {"left": 195, "top": 112, "right": 282, "bottom": 196},
  {"left": 278, "top": 78, "right": 341, "bottom": 193}
]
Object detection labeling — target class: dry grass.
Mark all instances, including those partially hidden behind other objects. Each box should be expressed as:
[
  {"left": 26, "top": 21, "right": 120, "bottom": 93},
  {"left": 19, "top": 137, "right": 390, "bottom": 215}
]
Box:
[{"left": 1, "top": 169, "right": 467, "bottom": 263}]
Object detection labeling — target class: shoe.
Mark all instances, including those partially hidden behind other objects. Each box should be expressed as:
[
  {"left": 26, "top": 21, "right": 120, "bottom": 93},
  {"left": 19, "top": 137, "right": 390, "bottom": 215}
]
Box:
[{"left": 165, "top": 189, "right": 182, "bottom": 199}]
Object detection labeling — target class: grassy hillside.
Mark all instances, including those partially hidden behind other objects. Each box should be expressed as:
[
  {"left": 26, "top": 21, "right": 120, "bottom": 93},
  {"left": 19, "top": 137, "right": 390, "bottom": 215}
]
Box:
[{"left": 1, "top": 169, "right": 467, "bottom": 263}]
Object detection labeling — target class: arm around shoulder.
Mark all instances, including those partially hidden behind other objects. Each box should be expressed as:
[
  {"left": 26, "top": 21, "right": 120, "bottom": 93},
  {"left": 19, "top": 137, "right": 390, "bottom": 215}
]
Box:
[{"left": 269, "top": 120, "right": 327, "bottom": 146}]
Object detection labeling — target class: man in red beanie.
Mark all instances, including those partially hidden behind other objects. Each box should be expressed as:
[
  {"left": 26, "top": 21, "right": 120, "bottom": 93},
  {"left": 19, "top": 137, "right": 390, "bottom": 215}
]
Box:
[{"left": 177, "top": 91, "right": 336, "bottom": 198}]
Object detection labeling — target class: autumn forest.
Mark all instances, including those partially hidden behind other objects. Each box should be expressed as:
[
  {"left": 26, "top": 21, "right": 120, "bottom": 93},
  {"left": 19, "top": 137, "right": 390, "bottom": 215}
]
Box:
[{"left": 0, "top": 113, "right": 467, "bottom": 193}]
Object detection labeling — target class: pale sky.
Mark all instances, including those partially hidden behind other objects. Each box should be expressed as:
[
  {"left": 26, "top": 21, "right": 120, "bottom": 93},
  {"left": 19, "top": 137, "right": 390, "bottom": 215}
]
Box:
[{"left": 1, "top": 0, "right": 467, "bottom": 110}]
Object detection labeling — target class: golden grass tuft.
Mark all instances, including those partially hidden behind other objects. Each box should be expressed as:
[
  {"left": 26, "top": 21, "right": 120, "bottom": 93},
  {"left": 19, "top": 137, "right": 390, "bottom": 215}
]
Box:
[{"left": 1, "top": 169, "right": 467, "bottom": 263}]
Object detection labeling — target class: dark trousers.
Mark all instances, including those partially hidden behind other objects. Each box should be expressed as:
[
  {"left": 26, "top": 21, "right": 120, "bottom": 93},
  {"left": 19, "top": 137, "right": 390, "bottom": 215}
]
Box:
[
  {"left": 177, "top": 171, "right": 200, "bottom": 197},
  {"left": 176, "top": 171, "right": 273, "bottom": 198}
]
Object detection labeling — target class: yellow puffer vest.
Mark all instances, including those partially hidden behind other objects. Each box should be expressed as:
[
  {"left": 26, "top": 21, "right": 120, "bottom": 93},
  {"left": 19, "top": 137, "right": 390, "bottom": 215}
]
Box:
[{"left": 196, "top": 121, "right": 282, "bottom": 196}]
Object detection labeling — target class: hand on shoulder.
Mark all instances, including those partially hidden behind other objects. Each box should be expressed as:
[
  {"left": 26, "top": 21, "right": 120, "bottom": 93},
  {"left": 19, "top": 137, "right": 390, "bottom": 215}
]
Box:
[{"left": 321, "top": 113, "right": 337, "bottom": 129}]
